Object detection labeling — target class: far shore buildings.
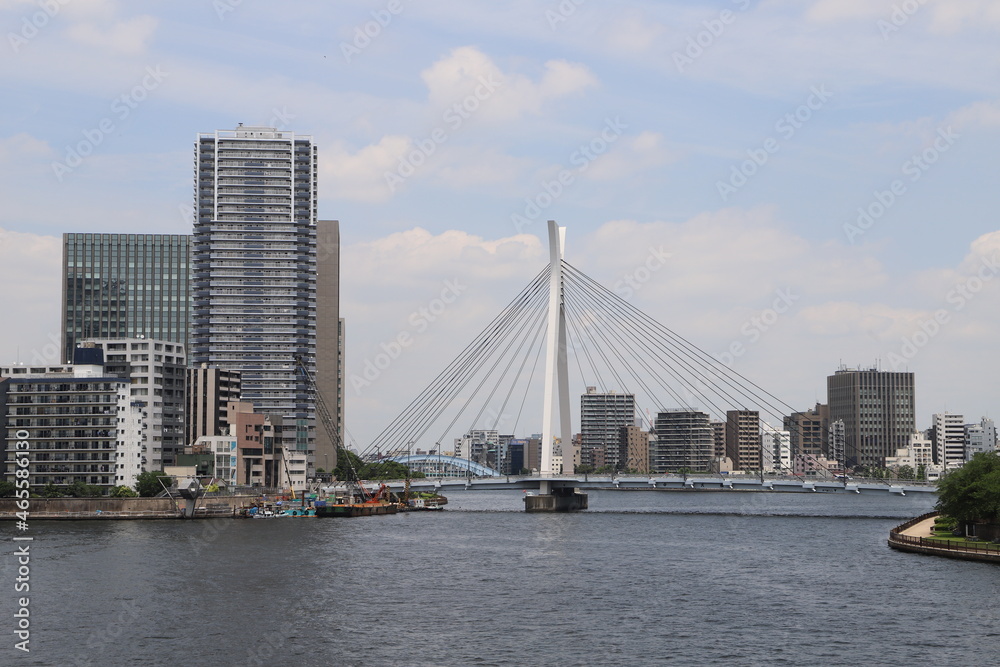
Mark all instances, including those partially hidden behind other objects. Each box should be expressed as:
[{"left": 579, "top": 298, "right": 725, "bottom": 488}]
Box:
[
  {"left": 827, "top": 366, "right": 915, "bottom": 468},
  {"left": 1, "top": 348, "right": 142, "bottom": 493},
  {"left": 83, "top": 337, "right": 186, "bottom": 467},
  {"left": 580, "top": 387, "right": 636, "bottom": 469},
  {"left": 186, "top": 364, "right": 242, "bottom": 446},
  {"left": 965, "top": 418, "right": 998, "bottom": 460},
  {"left": 61, "top": 233, "right": 191, "bottom": 364},
  {"left": 725, "top": 409, "right": 761, "bottom": 472},
  {"left": 653, "top": 410, "right": 713, "bottom": 472},
  {"left": 931, "top": 412, "right": 965, "bottom": 470}
]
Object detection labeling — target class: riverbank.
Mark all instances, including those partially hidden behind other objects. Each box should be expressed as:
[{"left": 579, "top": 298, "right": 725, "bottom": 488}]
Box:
[{"left": 888, "top": 512, "right": 1000, "bottom": 564}]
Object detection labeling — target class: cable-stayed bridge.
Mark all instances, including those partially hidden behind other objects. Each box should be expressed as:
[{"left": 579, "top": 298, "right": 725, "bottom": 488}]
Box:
[{"left": 349, "top": 221, "right": 928, "bottom": 510}]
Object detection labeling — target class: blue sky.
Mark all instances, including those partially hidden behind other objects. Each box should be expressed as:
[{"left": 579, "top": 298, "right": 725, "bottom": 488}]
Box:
[{"left": 2, "top": 0, "right": 999, "bottom": 447}]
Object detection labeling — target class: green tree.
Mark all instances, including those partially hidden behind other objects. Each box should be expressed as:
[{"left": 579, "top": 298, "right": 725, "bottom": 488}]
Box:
[
  {"left": 896, "top": 465, "right": 915, "bottom": 481},
  {"left": 110, "top": 485, "right": 138, "bottom": 498},
  {"left": 66, "top": 481, "right": 104, "bottom": 497},
  {"left": 135, "top": 471, "right": 171, "bottom": 497},
  {"left": 0, "top": 480, "right": 16, "bottom": 497},
  {"left": 936, "top": 452, "right": 1000, "bottom": 525},
  {"left": 41, "top": 483, "right": 64, "bottom": 498},
  {"left": 334, "top": 449, "right": 365, "bottom": 481},
  {"left": 576, "top": 464, "right": 594, "bottom": 475}
]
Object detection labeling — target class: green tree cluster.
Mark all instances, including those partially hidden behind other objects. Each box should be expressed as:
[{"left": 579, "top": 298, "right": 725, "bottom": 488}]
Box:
[
  {"left": 333, "top": 450, "right": 425, "bottom": 481},
  {"left": 936, "top": 452, "right": 1000, "bottom": 524},
  {"left": 135, "top": 471, "right": 171, "bottom": 497}
]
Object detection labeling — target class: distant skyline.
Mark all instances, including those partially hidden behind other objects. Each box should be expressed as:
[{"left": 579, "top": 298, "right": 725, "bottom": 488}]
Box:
[{"left": 2, "top": 1, "right": 999, "bottom": 447}]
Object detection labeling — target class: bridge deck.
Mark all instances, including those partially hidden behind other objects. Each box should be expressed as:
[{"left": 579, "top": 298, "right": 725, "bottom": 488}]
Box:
[{"left": 372, "top": 475, "right": 936, "bottom": 495}]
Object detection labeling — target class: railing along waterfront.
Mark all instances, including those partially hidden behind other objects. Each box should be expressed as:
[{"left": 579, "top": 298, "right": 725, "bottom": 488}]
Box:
[{"left": 889, "top": 512, "right": 1000, "bottom": 555}]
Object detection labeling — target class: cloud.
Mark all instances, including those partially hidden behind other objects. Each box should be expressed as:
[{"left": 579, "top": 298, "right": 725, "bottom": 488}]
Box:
[
  {"left": 950, "top": 99, "right": 1000, "bottom": 128},
  {"left": 805, "top": 0, "right": 889, "bottom": 23},
  {"left": 344, "top": 227, "right": 543, "bottom": 289},
  {"left": 928, "top": 0, "right": 1000, "bottom": 33},
  {"left": 67, "top": 14, "right": 158, "bottom": 55},
  {"left": 0, "top": 132, "right": 51, "bottom": 160},
  {"left": 604, "top": 11, "right": 668, "bottom": 54},
  {"left": 319, "top": 135, "right": 412, "bottom": 202},
  {"left": 582, "top": 131, "right": 676, "bottom": 181},
  {"left": 420, "top": 46, "right": 597, "bottom": 121}
]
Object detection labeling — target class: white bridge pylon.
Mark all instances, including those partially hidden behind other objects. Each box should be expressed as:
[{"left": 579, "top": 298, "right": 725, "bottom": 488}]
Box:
[{"left": 539, "top": 220, "right": 574, "bottom": 487}]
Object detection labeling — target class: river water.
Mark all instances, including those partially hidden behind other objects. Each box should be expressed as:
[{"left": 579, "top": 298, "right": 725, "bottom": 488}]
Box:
[{"left": 4, "top": 489, "right": 998, "bottom": 666}]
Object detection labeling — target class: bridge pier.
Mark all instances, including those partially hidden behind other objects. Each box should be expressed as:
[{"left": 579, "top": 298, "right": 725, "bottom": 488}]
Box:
[{"left": 524, "top": 486, "right": 588, "bottom": 513}]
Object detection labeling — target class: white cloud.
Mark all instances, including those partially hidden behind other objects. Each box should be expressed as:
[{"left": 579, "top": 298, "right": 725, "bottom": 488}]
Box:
[
  {"left": 929, "top": 0, "right": 1000, "bottom": 33},
  {"left": 805, "top": 0, "right": 893, "bottom": 23},
  {"left": 0, "top": 132, "right": 51, "bottom": 160},
  {"left": 604, "top": 11, "right": 668, "bottom": 54},
  {"left": 950, "top": 99, "right": 1000, "bottom": 128},
  {"left": 319, "top": 135, "right": 412, "bottom": 203},
  {"left": 67, "top": 14, "right": 158, "bottom": 55},
  {"left": 420, "top": 46, "right": 597, "bottom": 122},
  {"left": 583, "top": 131, "right": 676, "bottom": 181}
]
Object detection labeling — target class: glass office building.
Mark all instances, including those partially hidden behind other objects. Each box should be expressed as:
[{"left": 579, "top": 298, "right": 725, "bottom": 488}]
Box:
[
  {"left": 191, "top": 125, "right": 318, "bottom": 454},
  {"left": 61, "top": 233, "right": 191, "bottom": 364}
]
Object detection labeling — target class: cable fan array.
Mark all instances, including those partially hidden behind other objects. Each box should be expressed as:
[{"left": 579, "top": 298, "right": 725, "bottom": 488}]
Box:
[{"left": 355, "top": 259, "right": 839, "bottom": 479}]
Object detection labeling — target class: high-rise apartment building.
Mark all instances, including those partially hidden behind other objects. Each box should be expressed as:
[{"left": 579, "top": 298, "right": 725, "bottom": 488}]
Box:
[
  {"left": 931, "top": 412, "right": 965, "bottom": 470},
  {"left": 827, "top": 367, "right": 915, "bottom": 468},
  {"left": 61, "top": 233, "right": 191, "bottom": 364},
  {"left": 84, "top": 338, "right": 187, "bottom": 467},
  {"left": 653, "top": 410, "right": 713, "bottom": 472},
  {"left": 725, "top": 409, "right": 761, "bottom": 471},
  {"left": 192, "top": 125, "right": 339, "bottom": 468},
  {"left": 580, "top": 387, "right": 636, "bottom": 468}
]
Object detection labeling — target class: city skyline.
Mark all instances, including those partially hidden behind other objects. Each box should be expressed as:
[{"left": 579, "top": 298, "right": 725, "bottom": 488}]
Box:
[{"left": 2, "top": 2, "right": 1000, "bottom": 449}]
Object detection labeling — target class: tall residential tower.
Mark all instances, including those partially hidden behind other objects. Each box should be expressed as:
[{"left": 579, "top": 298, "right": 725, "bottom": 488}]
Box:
[{"left": 192, "top": 125, "right": 332, "bottom": 463}]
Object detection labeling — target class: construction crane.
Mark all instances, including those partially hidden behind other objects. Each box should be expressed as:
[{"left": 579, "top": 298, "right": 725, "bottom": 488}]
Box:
[{"left": 293, "top": 354, "right": 371, "bottom": 501}]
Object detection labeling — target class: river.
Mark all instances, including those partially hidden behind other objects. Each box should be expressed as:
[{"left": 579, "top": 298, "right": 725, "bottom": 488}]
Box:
[{"left": 4, "top": 489, "right": 998, "bottom": 666}]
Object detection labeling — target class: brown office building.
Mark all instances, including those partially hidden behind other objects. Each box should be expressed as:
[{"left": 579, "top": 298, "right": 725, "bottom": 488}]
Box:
[{"left": 725, "top": 410, "right": 761, "bottom": 472}]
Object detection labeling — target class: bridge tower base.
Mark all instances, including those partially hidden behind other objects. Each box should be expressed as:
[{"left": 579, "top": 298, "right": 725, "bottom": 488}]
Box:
[{"left": 524, "top": 487, "right": 588, "bottom": 513}]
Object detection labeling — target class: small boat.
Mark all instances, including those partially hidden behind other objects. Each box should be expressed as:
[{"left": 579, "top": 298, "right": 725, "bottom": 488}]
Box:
[
  {"left": 277, "top": 508, "right": 316, "bottom": 517},
  {"left": 403, "top": 496, "right": 446, "bottom": 511}
]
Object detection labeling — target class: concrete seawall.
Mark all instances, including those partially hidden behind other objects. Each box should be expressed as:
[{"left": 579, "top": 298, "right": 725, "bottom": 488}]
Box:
[{"left": 0, "top": 495, "right": 261, "bottom": 520}]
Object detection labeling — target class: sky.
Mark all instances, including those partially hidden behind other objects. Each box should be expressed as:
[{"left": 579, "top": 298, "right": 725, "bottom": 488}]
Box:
[{"left": 2, "top": 0, "right": 999, "bottom": 449}]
